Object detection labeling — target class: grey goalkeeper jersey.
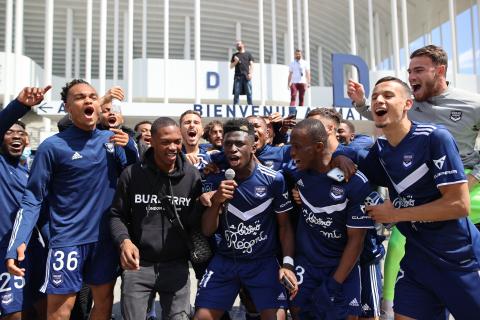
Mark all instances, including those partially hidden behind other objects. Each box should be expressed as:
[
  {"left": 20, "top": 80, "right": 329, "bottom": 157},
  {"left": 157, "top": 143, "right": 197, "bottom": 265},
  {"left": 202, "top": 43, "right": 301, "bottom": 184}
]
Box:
[{"left": 355, "top": 86, "right": 480, "bottom": 176}]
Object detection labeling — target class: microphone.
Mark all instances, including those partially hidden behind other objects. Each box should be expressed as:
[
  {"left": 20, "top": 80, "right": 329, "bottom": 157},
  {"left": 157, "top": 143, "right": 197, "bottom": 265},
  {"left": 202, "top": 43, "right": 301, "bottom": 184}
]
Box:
[
  {"left": 224, "top": 169, "right": 236, "bottom": 214},
  {"left": 225, "top": 168, "right": 235, "bottom": 181}
]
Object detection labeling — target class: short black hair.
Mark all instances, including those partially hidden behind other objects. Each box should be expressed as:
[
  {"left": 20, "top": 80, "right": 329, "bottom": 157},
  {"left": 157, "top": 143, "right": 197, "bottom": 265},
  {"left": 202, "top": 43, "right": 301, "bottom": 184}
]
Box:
[
  {"left": 61, "top": 79, "right": 91, "bottom": 103},
  {"left": 306, "top": 107, "right": 342, "bottom": 128},
  {"left": 375, "top": 76, "right": 412, "bottom": 97},
  {"left": 134, "top": 120, "right": 152, "bottom": 132},
  {"left": 203, "top": 120, "right": 223, "bottom": 140},
  {"left": 179, "top": 110, "right": 202, "bottom": 124},
  {"left": 294, "top": 118, "right": 328, "bottom": 145},
  {"left": 246, "top": 115, "right": 267, "bottom": 127},
  {"left": 151, "top": 117, "right": 178, "bottom": 136},
  {"left": 13, "top": 120, "right": 26, "bottom": 130},
  {"left": 223, "top": 119, "right": 255, "bottom": 141},
  {"left": 340, "top": 119, "right": 355, "bottom": 133}
]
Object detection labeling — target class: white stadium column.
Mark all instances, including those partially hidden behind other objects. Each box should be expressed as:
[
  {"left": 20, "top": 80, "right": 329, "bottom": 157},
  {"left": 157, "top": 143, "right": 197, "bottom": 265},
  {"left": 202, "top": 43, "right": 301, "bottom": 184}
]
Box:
[
  {"left": 348, "top": 0, "right": 357, "bottom": 79},
  {"left": 448, "top": 0, "right": 458, "bottom": 85},
  {"left": 374, "top": 12, "right": 381, "bottom": 69},
  {"left": 142, "top": 0, "right": 147, "bottom": 59},
  {"left": 99, "top": 0, "right": 107, "bottom": 94},
  {"left": 44, "top": 0, "right": 53, "bottom": 102},
  {"left": 477, "top": 0, "right": 480, "bottom": 91},
  {"left": 236, "top": 21, "right": 242, "bottom": 41},
  {"left": 195, "top": 0, "right": 201, "bottom": 104},
  {"left": 401, "top": 0, "right": 409, "bottom": 70},
  {"left": 164, "top": 0, "right": 169, "bottom": 103},
  {"left": 127, "top": 0, "right": 133, "bottom": 102},
  {"left": 287, "top": 0, "right": 294, "bottom": 63},
  {"left": 3, "top": 0, "right": 13, "bottom": 107},
  {"left": 470, "top": 3, "right": 477, "bottom": 75},
  {"left": 259, "top": 0, "right": 265, "bottom": 106},
  {"left": 368, "top": 0, "right": 376, "bottom": 71},
  {"left": 14, "top": 0, "right": 23, "bottom": 92},
  {"left": 86, "top": 0, "right": 92, "bottom": 82},
  {"left": 66, "top": 8, "right": 73, "bottom": 80},
  {"left": 317, "top": 46, "right": 324, "bottom": 87},
  {"left": 113, "top": 0, "right": 119, "bottom": 83},
  {"left": 303, "top": 0, "right": 311, "bottom": 105},
  {"left": 75, "top": 38, "right": 80, "bottom": 79},
  {"left": 123, "top": 11, "right": 128, "bottom": 81},
  {"left": 391, "top": 0, "right": 400, "bottom": 77},
  {"left": 43, "top": 0, "right": 53, "bottom": 134},
  {"left": 184, "top": 16, "right": 191, "bottom": 60},
  {"left": 271, "top": 0, "right": 277, "bottom": 64},
  {"left": 296, "top": 0, "right": 302, "bottom": 50}
]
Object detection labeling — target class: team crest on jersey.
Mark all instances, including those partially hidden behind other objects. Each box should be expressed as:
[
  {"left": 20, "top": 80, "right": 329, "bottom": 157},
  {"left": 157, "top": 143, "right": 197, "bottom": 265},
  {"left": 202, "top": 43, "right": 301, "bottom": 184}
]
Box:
[
  {"left": 1, "top": 293, "right": 12, "bottom": 305},
  {"left": 254, "top": 186, "right": 267, "bottom": 198},
  {"left": 450, "top": 110, "right": 462, "bottom": 122},
  {"left": 402, "top": 153, "right": 414, "bottom": 168},
  {"left": 104, "top": 142, "right": 115, "bottom": 153},
  {"left": 52, "top": 274, "right": 63, "bottom": 287},
  {"left": 264, "top": 160, "right": 274, "bottom": 168},
  {"left": 202, "top": 182, "right": 213, "bottom": 193},
  {"left": 329, "top": 185, "right": 344, "bottom": 200}
]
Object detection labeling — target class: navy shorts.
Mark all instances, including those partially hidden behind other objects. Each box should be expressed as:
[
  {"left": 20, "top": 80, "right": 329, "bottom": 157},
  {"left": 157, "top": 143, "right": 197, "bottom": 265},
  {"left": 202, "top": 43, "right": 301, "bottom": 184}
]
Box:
[
  {"left": 360, "top": 262, "right": 382, "bottom": 318},
  {"left": 40, "top": 241, "right": 119, "bottom": 295},
  {"left": 0, "top": 243, "right": 47, "bottom": 317},
  {"left": 291, "top": 255, "right": 362, "bottom": 317},
  {"left": 394, "top": 258, "right": 480, "bottom": 319},
  {"left": 195, "top": 254, "right": 288, "bottom": 311}
]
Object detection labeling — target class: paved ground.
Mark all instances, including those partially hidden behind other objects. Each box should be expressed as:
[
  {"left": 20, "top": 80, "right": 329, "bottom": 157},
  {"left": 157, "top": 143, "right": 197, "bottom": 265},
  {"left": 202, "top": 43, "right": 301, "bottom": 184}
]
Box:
[{"left": 111, "top": 267, "right": 243, "bottom": 320}]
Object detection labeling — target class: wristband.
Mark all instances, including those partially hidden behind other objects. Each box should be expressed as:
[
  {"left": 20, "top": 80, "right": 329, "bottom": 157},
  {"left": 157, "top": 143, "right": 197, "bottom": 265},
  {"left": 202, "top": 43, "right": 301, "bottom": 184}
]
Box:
[{"left": 282, "top": 256, "right": 294, "bottom": 270}]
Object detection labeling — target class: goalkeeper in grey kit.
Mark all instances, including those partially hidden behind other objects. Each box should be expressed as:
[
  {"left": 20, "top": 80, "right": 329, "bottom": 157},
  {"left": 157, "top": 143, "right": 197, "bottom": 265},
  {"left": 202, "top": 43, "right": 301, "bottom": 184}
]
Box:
[{"left": 109, "top": 117, "right": 203, "bottom": 320}]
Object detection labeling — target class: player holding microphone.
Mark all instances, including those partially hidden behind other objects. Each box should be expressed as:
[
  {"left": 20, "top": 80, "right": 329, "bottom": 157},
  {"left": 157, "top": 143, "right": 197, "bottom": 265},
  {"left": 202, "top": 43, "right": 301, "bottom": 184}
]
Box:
[{"left": 194, "top": 119, "right": 297, "bottom": 320}]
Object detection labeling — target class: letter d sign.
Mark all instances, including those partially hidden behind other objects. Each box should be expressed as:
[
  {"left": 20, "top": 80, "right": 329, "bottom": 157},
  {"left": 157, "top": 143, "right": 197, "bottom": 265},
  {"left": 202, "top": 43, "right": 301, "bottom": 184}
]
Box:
[
  {"left": 332, "top": 54, "right": 370, "bottom": 107},
  {"left": 206, "top": 71, "right": 220, "bottom": 89}
]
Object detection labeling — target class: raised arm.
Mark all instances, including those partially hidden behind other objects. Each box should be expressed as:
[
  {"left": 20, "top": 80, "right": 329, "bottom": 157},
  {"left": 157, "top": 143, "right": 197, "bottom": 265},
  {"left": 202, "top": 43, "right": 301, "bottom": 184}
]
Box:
[{"left": 0, "top": 85, "right": 51, "bottom": 138}]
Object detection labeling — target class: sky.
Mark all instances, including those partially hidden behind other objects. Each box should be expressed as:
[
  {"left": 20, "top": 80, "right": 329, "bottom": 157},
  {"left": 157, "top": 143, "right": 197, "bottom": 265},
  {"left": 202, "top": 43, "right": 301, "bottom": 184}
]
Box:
[{"left": 380, "top": 4, "right": 479, "bottom": 74}]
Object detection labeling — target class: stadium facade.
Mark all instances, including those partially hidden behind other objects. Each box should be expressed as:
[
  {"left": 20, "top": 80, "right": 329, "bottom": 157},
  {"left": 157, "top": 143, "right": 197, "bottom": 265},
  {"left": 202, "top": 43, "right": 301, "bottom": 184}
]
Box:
[{"left": 0, "top": 0, "right": 479, "bottom": 145}]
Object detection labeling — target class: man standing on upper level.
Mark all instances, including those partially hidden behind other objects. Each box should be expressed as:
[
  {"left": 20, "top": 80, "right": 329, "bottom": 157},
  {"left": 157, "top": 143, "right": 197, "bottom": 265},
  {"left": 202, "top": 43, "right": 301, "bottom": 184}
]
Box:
[{"left": 230, "top": 40, "right": 254, "bottom": 106}]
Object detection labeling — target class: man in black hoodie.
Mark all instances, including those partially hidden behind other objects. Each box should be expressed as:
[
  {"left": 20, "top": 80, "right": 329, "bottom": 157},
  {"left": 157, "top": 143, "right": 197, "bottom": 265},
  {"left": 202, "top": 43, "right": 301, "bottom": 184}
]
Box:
[{"left": 110, "top": 117, "right": 203, "bottom": 320}]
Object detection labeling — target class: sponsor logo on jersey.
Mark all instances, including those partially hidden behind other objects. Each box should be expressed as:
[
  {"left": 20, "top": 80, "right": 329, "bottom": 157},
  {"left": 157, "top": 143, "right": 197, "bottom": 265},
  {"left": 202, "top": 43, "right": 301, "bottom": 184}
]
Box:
[
  {"left": 297, "top": 179, "right": 304, "bottom": 187},
  {"left": 104, "top": 142, "right": 115, "bottom": 153},
  {"left": 71, "top": 152, "right": 83, "bottom": 160},
  {"left": 224, "top": 219, "right": 268, "bottom": 254},
  {"left": 329, "top": 185, "right": 344, "bottom": 201},
  {"left": 352, "top": 214, "right": 370, "bottom": 220},
  {"left": 402, "top": 153, "right": 414, "bottom": 168},
  {"left": 433, "top": 169, "right": 458, "bottom": 179},
  {"left": 392, "top": 196, "right": 415, "bottom": 208},
  {"left": 1, "top": 293, "right": 12, "bottom": 305},
  {"left": 450, "top": 110, "right": 462, "bottom": 122},
  {"left": 52, "top": 273, "right": 63, "bottom": 286},
  {"left": 277, "top": 292, "right": 287, "bottom": 301},
  {"left": 433, "top": 155, "right": 446, "bottom": 169},
  {"left": 282, "top": 192, "right": 289, "bottom": 200},
  {"left": 254, "top": 186, "right": 267, "bottom": 198},
  {"left": 349, "top": 298, "right": 359, "bottom": 307},
  {"left": 303, "top": 209, "right": 334, "bottom": 227},
  {"left": 362, "top": 304, "right": 371, "bottom": 311}
]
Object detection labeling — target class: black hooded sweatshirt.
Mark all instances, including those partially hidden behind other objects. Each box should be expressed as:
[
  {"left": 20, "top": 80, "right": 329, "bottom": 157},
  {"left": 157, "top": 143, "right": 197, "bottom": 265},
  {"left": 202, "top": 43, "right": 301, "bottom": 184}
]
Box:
[{"left": 109, "top": 147, "right": 203, "bottom": 263}]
